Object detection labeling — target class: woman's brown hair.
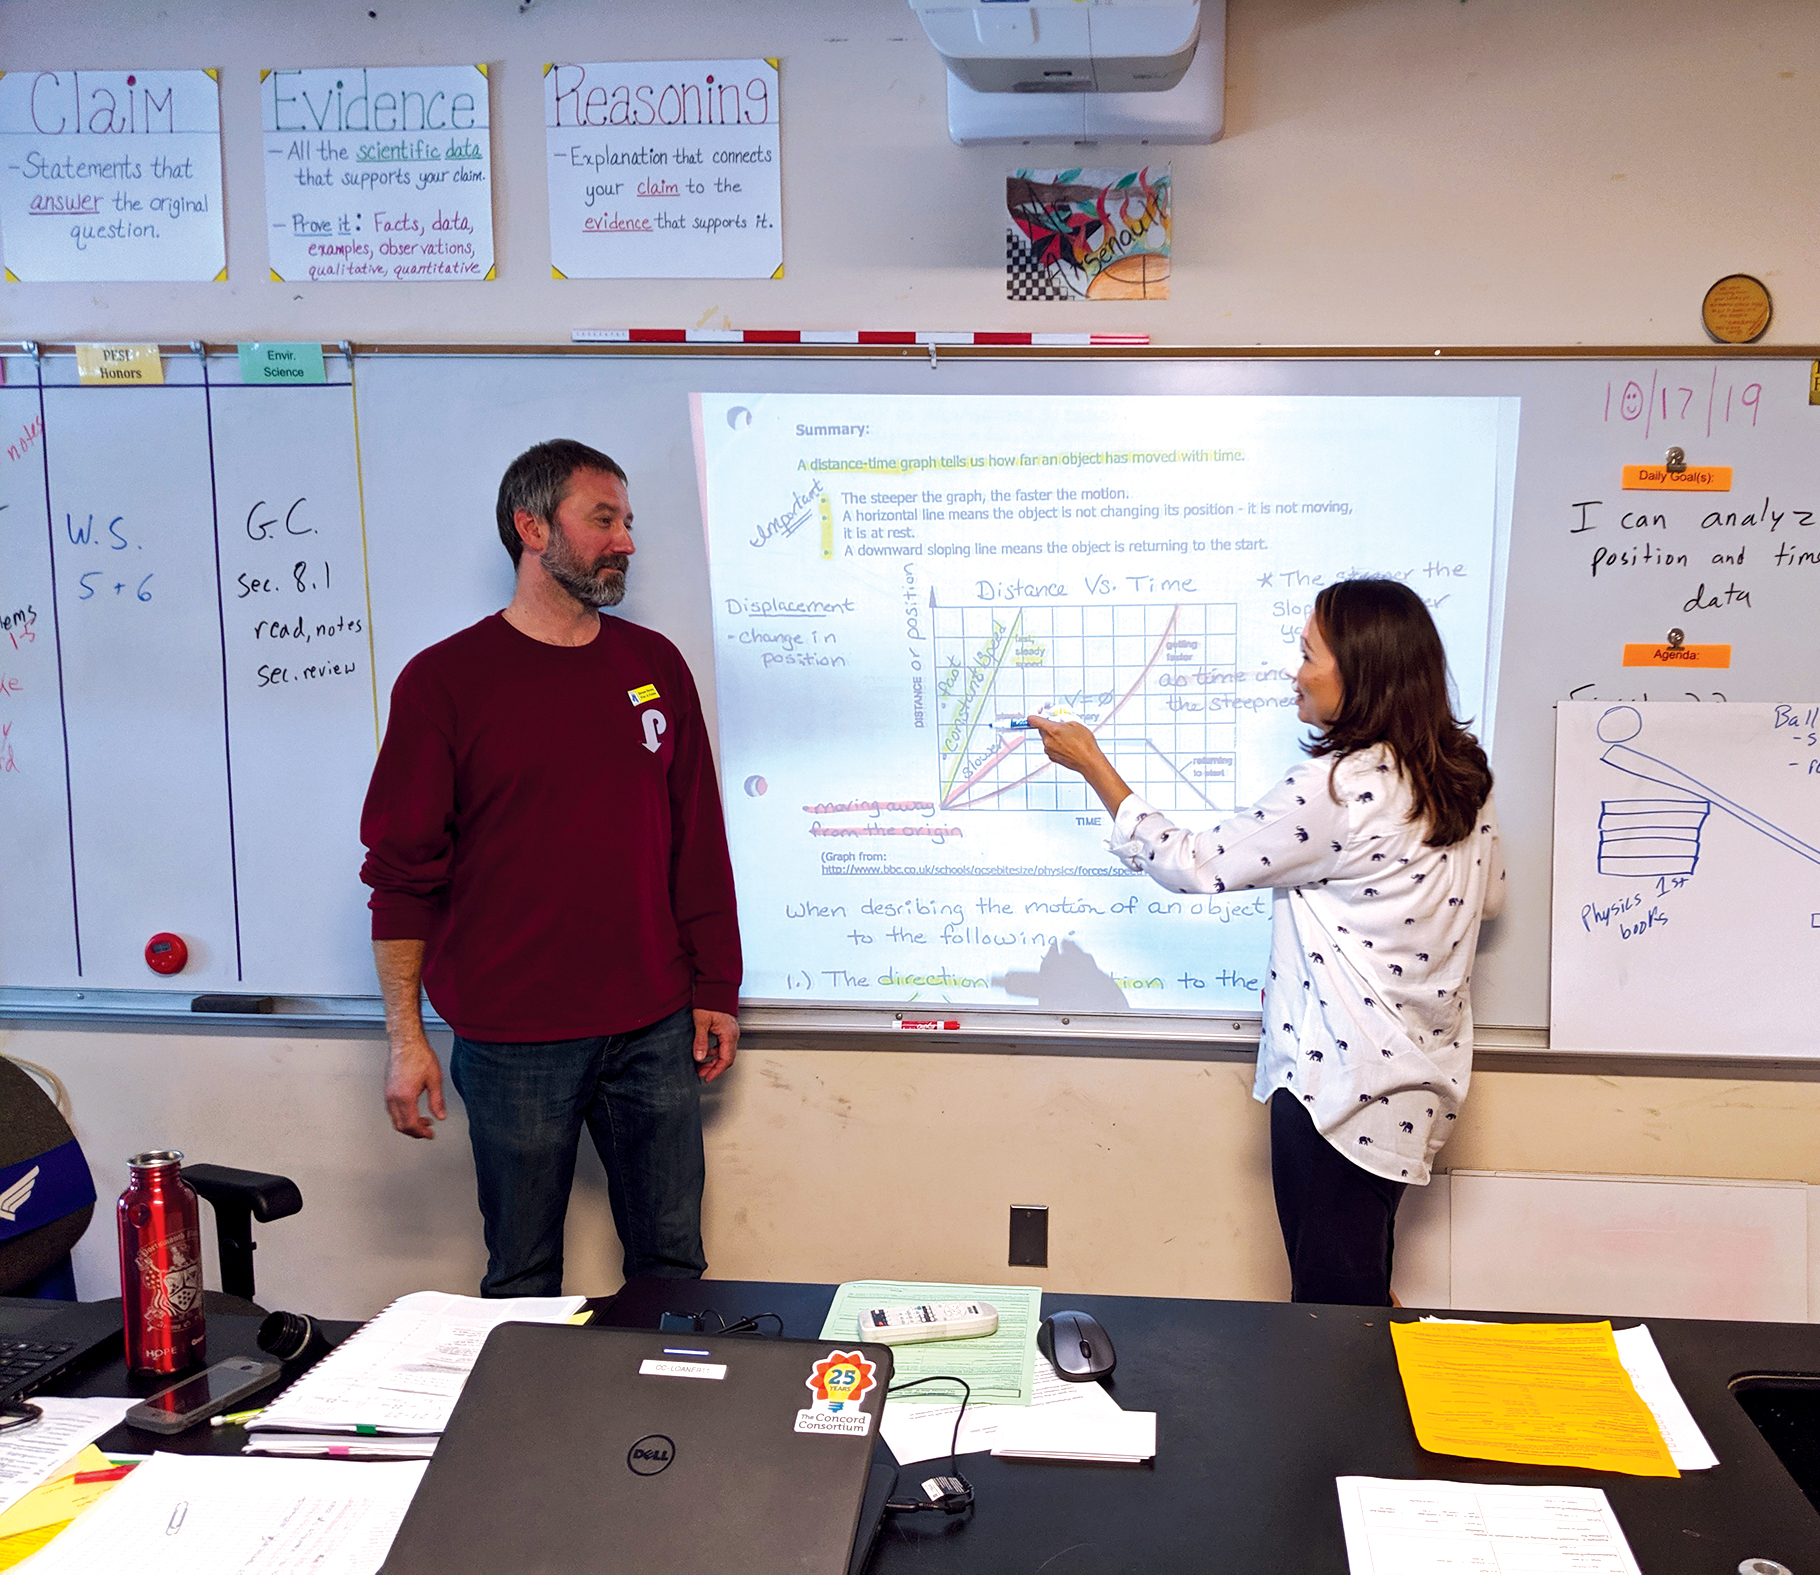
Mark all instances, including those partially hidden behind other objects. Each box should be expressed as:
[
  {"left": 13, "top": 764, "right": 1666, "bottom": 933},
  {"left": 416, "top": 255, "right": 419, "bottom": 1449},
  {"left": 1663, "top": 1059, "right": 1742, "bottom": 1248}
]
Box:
[{"left": 1306, "top": 578, "right": 1493, "bottom": 847}]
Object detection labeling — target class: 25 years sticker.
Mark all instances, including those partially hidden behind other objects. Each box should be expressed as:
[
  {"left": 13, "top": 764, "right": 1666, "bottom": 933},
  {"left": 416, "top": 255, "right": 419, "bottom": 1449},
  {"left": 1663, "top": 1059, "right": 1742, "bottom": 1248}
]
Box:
[{"left": 795, "top": 1349, "right": 877, "bottom": 1436}]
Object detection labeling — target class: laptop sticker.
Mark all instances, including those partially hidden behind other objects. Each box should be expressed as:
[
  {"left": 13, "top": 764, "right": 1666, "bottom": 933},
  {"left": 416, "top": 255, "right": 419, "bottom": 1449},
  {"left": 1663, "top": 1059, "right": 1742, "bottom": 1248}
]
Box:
[
  {"left": 639, "top": 1358, "right": 728, "bottom": 1380},
  {"left": 795, "top": 1349, "right": 877, "bottom": 1436}
]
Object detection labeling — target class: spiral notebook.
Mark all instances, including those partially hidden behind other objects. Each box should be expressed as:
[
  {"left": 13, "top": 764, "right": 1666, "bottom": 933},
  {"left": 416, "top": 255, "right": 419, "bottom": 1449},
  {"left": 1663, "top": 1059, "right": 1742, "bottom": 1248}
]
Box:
[{"left": 245, "top": 1290, "right": 585, "bottom": 1448}]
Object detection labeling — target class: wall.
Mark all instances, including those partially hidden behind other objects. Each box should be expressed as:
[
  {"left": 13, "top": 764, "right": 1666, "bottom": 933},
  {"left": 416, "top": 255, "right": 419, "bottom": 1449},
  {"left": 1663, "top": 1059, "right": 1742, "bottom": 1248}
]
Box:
[
  {"left": 4, "top": 0, "right": 1818, "bottom": 345},
  {"left": 4, "top": 0, "right": 1820, "bottom": 1318}
]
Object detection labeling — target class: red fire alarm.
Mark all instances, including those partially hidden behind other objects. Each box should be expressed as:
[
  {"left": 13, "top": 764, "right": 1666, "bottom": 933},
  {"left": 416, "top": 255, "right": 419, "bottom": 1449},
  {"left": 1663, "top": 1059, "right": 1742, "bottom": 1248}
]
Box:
[{"left": 144, "top": 933, "right": 189, "bottom": 975}]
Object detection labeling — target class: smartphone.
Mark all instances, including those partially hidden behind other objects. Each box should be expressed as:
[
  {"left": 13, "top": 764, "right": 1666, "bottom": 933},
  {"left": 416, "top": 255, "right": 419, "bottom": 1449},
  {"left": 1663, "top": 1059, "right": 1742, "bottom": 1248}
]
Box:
[{"left": 125, "top": 1356, "right": 283, "bottom": 1435}]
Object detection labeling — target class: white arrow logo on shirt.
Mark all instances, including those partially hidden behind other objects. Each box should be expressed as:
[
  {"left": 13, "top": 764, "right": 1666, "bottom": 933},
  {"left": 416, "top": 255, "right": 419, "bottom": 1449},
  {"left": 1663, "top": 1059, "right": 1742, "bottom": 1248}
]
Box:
[
  {"left": 642, "top": 710, "right": 668, "bottom": 754},
  {"left": 0, "top": 1166, "right": 40, "bottom": 1222}
]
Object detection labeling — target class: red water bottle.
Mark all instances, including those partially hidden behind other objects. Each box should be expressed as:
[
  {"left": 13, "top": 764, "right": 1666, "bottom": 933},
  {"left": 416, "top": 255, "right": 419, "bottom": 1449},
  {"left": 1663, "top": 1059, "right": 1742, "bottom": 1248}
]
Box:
[{"left": 117, "top": 1150, "right": 207, "bottom": 1374}]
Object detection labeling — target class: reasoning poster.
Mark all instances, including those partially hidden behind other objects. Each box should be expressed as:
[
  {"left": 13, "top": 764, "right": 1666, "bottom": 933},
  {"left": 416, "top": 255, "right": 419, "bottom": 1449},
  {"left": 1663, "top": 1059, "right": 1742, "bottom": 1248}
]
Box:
[{"left": 544, "top": 59, "right": 781, "bottom": 280}]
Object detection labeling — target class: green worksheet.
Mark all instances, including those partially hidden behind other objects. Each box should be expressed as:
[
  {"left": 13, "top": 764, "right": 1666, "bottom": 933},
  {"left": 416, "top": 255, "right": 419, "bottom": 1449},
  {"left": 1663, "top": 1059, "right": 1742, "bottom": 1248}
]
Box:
[{"left": 818, "top": 1280, "right": 1042, "bottom": 1405}]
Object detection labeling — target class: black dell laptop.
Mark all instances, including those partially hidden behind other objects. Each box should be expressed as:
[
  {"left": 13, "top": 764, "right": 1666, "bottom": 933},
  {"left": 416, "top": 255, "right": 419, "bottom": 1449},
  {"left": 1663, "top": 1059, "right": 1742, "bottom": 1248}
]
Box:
[
  {"left": 0, "top": 1296, "right": 123, "bottom": 1400},
  {"left": 381, "top": 1323, "right": 895, "bottom": 1575}
]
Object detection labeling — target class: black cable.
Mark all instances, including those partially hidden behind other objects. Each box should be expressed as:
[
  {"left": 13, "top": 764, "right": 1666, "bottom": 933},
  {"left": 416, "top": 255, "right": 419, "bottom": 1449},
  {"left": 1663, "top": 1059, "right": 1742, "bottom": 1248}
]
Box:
[
  {"left": 660, "top": 1308, "right": 785, "bottom": 1338},
  {"left": 881, "top": 1376, "right": 974, "bottom": 1516},
  {"left": 0, "top": 1400, "right": 41, "bottom": 1435}
]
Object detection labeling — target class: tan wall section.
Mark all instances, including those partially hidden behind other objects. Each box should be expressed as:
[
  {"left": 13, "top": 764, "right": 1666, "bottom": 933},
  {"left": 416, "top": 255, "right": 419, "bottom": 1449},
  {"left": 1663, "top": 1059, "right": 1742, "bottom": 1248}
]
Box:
[
  {"left": 1447, "top": 1069, "right": 1820, "bottom": 1187},
  {"left": 11, "top": 1024, "right": 1819, "bottom": 1320},
  {"left": 703, "top": 1049, "right": 1285, "bottom": 1299}
]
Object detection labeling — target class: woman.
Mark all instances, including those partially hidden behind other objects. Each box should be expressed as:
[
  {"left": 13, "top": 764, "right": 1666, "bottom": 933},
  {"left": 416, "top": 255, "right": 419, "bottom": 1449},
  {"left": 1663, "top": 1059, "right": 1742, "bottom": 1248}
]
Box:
[{"left": 1031, "top": 578, "right": 1504, "bottom": 1306}]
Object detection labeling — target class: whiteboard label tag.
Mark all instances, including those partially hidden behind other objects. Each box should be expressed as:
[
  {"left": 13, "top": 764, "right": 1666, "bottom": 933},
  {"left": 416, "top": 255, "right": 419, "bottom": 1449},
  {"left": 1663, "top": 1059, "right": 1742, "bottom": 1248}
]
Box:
[
  {"left": 238, "top": 342, "right": 326, "bottom": 384},
  {"left": 1622, "top": 643, "right": 1731, "bottom": 668},
  {"left": 1621, "top": 465, "right": 1731, "bottom": 491},
  {"left": 75, "top": 344, "right": 163, "bottom": 385}
]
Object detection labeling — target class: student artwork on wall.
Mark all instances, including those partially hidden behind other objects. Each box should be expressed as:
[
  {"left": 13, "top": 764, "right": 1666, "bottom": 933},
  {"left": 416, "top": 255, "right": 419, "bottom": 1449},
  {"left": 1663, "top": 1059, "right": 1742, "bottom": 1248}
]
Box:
[
  {"left": 0, "top": 69, "right": 226, "bottom": 282},
  {"left": 260, "top": 65, "right": 495, "bottom": 283},
  {"left": 1006, "top": 166, "right": 1170, "bottom": 302},
  {"left": 543, "top": 59, "right": 781, "bottom": 280}
]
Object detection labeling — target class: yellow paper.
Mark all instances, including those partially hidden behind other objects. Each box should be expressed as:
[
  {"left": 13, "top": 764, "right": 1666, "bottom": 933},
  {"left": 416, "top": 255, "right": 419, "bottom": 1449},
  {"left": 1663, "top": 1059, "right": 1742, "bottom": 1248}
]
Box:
[
  {"left": 0, "top": 1446, "right": 114, "bottom": 1540},
  {"left": 1389, "top": 1320, "right": 1678, "bottom": 1478},
  {"left": 73, "top": 344, "right": 163, "bottom": 385},
  {"left": 0, "top": 1521, "right": 65, "bottom": 1570}
]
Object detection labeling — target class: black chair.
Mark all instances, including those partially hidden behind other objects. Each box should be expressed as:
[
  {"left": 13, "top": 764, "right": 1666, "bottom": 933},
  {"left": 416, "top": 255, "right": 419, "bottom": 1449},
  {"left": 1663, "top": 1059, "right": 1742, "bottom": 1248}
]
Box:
[{"left": 0, "top": 1056, "right": 302, "bottom": 1312}]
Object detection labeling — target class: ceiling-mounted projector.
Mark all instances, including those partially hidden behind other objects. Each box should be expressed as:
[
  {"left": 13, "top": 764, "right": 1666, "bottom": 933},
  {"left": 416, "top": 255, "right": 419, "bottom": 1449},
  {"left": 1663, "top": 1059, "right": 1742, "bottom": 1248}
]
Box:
[{"left": 908, "top": 0, "right": 1224, "bottom": 146}]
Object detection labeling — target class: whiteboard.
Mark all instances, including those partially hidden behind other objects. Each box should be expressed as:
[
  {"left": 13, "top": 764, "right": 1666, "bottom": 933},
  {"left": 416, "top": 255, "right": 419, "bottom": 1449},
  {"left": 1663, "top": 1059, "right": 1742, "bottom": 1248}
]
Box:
[
  {"left": 1550, "top": 701, "right": 1820, "bottom": 1056},
  {"left": 698, "top": 390, "right": 1511, "bottom": 1014},
  {"left": 2, "top": 346, "right": 1816, "bottom": 1047}
]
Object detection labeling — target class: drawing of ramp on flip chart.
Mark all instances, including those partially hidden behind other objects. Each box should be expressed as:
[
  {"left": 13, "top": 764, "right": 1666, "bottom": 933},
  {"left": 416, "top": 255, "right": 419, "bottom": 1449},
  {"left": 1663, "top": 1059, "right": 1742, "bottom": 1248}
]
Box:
[{"left": 1595, "top": 706, "right": 1820, "bottom": 876}]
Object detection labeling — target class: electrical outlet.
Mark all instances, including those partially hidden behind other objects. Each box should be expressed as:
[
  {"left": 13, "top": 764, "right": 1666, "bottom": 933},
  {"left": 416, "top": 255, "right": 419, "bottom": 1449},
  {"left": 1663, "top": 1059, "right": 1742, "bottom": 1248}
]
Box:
[{"left": 1009, "top": 1204, "right": 1048, "bottom": 1267}]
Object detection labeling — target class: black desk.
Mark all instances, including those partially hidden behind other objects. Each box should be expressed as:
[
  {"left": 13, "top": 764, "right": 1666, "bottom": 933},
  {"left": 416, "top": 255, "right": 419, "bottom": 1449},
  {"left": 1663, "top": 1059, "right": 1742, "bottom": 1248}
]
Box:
[
  {"left": 53, "top": 1310, "right": 360, "bottom": 1458},
  {"left": 601, "top": 1278, "right": 1820, "bottom": 1573}
]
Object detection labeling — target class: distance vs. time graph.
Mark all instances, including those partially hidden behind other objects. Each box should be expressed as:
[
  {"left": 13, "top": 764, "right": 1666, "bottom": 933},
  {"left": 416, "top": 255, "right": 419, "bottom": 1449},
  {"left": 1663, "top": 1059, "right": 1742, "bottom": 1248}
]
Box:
[{"left": 700, "top": 394, "right": 1513, "bottom": 1015}]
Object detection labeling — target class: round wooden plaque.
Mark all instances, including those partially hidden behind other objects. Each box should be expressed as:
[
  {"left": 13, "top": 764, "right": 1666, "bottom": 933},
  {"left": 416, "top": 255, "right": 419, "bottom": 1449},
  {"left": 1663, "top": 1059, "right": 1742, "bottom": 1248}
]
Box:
[{"left": 1701, "top": 274, "right": 1772, "bottom": 344}]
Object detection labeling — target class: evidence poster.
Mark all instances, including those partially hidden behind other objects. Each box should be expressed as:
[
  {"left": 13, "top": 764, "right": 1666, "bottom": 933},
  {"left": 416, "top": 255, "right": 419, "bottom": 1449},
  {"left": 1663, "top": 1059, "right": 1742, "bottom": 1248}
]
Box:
[{"left": 698, "top": 393, "right": 1512, "bottom": 1015}]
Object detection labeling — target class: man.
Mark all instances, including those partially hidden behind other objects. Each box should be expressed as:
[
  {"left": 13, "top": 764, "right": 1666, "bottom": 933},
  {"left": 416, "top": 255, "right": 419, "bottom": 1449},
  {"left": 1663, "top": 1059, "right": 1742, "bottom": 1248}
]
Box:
[{"left": 360, "top": 438, "right": 740, "bottom": 1296}]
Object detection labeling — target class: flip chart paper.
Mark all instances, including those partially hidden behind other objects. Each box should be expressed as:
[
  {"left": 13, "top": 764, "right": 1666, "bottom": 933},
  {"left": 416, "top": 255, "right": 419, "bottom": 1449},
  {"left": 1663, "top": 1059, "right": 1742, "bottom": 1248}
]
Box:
[
  {"left": 0, "top": 70, "right": 225, "bottom": 281},
  {"left": 1389, "top": 1320, "right": 1678, "bottom": 1477},
  {"left": 544, "top": 59, "right": 780, "bottom": 279},
  {"left": 1551, "top": 702, "right": 1820, "bottom": 1055},
  {"left": 261, "top": 65, "right": 493, "bottom": 283}
]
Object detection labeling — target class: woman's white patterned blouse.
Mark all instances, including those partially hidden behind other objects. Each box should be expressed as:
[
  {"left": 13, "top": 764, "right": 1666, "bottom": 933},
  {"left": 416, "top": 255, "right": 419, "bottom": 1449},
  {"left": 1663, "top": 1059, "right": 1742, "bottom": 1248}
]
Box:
[{"left": 1107, "top": 743, "right": 1504, "bottom": 1185}]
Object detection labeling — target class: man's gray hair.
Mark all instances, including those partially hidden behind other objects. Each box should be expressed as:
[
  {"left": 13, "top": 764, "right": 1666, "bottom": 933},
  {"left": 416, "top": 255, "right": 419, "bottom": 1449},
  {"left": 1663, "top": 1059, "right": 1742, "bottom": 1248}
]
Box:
[{"left": 495, "top": 439, "right": 627, "bottom": 565}]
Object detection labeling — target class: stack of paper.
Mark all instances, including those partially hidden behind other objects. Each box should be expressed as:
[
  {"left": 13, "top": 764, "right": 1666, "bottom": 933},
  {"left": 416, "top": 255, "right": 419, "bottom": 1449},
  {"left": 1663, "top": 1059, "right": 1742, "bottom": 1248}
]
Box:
[
  {"left": 1414, "top": 1317, "right": 1717, "bottom": 1471},
  {"left": 1337, "top": 1477, "right": 1644, "bottom": 1575},
  {"left": 881, "top": 1353, "right": 1141, "bottom": 1463},
  {"left": 989, "top": 1403, "right": 1157, "bottom": 1464},
  {"left": 0, "top": 1445, "right": 133, "bottom": 1571},
  {"left": 244, "top": 1290, "right": 584, "bottom": 1458},
  {"left": 0, "top": 1397, "right": 135, "bottom": 1520},
  {"left": 1609, "top": 1324, "right": 1719, "bottom": 1470},
  {"left": 1390, "top": 1319, "right": 1679, "bottom": 1477},
  {"left": 6, "top": 1453, "right": 425, "bottom": 1575},
  {"left": 241, "top": 1432, "right": 437, "bottom": 1460}
]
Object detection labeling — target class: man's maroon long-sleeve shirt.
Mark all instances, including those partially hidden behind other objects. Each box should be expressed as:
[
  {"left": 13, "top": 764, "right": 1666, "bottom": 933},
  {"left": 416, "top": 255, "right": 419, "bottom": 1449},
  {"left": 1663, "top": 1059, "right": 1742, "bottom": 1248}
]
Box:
[{"left": 359, "top": 612, "right": 741, "bottom": 1042}]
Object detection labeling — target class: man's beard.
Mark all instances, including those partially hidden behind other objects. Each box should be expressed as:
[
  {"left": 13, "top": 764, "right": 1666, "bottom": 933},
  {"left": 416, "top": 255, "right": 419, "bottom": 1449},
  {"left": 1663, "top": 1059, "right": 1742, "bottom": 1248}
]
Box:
[{"left": 542, "top": 521, "right": 628, "bottom": 608}]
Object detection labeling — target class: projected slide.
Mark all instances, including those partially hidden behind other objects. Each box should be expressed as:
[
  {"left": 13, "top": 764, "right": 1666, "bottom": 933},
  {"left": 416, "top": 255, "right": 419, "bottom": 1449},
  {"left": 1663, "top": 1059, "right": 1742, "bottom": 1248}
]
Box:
[{"left": 698, "top": 394, "right": 1512, "bottom": 1014}]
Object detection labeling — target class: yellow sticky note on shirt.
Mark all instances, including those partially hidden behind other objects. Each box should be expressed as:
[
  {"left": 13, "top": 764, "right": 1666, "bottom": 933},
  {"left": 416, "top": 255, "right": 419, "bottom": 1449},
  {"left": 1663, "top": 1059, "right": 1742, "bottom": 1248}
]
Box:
[
  {"left": 628, "top": 684, "right": 660, "bottom": 704},
  {"left": 1390, "top": 1320, "right": 1678, "bottom": 1477}
]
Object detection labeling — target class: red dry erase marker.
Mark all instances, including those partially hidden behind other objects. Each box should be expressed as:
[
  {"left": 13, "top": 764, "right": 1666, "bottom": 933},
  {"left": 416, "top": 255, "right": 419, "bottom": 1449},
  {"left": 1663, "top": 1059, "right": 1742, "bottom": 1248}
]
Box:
[{"left": 899, "top": 1020, "right": 959, "bottom": 1031}]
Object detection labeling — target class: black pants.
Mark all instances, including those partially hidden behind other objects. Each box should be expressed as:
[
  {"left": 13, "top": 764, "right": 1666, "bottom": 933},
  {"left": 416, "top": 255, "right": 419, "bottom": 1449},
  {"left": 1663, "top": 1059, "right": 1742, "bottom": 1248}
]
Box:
[{"left": 1269, "top": 1088, "right": 1407, "bottom": 1307}]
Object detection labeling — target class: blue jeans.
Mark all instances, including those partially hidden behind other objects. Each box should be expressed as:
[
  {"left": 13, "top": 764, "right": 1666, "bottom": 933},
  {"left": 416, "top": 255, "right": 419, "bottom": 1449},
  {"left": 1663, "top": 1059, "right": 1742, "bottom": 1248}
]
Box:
[{"left": 450, "top": 1006, "right": 707, "bottom": 1297}]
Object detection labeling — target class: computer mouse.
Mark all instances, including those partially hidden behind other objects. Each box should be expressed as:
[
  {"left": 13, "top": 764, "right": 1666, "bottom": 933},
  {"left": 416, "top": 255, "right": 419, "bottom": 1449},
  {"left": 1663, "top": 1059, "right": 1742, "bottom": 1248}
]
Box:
[{"left": 1037, "top": 1309, "right": 1116, "bottom": 1382}]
